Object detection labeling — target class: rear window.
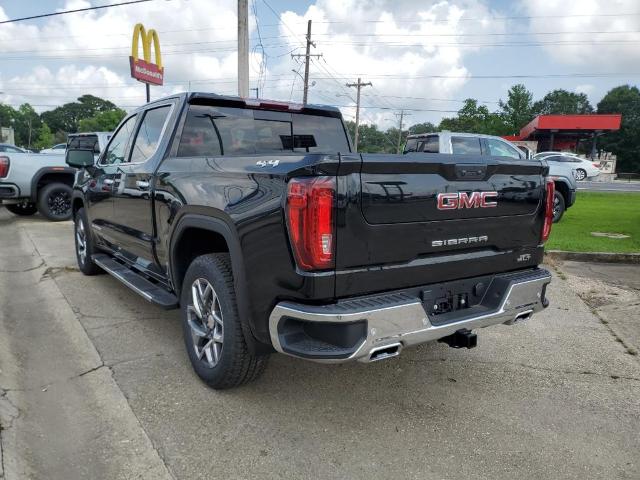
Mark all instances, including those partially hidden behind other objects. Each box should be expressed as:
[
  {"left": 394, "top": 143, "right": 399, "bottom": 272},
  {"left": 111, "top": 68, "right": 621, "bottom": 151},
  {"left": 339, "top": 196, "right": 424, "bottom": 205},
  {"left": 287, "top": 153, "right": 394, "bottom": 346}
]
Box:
[
  {"left": 68, "top": 135, "right": 100, "bottom": 154},
  {"left": 451, "top": 136, "right": 481, "bottom": 155},
  {"left": 177, "top": 105, "right": 350, "bottom": 157}
]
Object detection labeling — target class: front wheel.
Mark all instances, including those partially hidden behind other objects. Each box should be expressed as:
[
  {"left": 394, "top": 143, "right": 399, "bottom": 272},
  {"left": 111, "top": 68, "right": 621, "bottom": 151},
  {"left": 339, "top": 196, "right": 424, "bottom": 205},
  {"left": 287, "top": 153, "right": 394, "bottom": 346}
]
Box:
[
  {"left": 552, "top": 191, "right": 565, "bottom": 223},
  {"left": 181, "top": 253, "right": 268, "bottom": 389},
  {"left": 38, "top": 182, "right": 72, "bottom": 221},
  {"left": 74, "top": 208, "right": 103, "bottom": 275},
  {"left": 5, "top": 202, "right": 37, "bottom": 216},
  {"left": 575, "top": 168, "right": 587, "bottom": 181}
]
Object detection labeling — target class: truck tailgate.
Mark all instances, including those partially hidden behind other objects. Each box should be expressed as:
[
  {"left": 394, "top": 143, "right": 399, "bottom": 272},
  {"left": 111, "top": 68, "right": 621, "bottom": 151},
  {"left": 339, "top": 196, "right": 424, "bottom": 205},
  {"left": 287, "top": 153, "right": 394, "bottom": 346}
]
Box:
[{"left": 334, "top": 153, "right": 548, "bottom": 298}]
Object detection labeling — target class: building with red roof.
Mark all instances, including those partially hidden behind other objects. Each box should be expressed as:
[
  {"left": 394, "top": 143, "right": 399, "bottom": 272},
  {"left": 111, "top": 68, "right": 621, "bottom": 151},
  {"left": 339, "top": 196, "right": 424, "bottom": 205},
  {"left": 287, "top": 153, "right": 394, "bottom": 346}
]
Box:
[{"left": 504, "top": 114, "right": 622, "bottom": 155}]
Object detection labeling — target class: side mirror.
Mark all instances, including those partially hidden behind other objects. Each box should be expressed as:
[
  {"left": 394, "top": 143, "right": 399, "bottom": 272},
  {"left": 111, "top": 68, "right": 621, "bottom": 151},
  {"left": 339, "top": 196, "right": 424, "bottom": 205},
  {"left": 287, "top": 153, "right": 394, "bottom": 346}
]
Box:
[{"left": 66, "top": 148, "right": 95, "bottom": 168}]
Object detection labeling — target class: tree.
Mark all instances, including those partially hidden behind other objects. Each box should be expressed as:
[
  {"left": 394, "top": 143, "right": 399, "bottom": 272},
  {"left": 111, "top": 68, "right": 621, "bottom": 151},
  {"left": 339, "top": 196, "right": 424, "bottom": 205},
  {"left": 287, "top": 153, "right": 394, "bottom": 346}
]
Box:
[
  {"left": 499, "top": 84, "right": 534, "bottom": 134},
  {"left": 40, "top": 94, "right": 118, "bottom": 134},
  {"left": 597, "top": 85, "right": 640, "bottom": 173},
  {"left": 33, "top": 123, "right": 55, "bottom": 151},
  {"left": 533, "top": 89, "right": 594, "bottom": 115},
  {"left": 408, "top": 122, "right": 436, "bottom": 135},
  {"left": 12, "top": 103, "right": 42, "bottom": 148},
  {"left": 439, "top": 99, "right": 507, "bottom": 135},
  {"left": 345, "top": 121, "right": 394, "bottom": 153},
  {"left": 78, "top": 108, "right": 126, "bottom": 132}
]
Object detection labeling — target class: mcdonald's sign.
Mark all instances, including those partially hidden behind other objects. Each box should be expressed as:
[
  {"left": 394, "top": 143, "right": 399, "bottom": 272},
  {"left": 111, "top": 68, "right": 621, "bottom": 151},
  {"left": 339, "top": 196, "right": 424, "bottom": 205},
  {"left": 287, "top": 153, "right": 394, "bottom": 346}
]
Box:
[{"left": 129, "top": 23, "right": 164, "bottom": 85}]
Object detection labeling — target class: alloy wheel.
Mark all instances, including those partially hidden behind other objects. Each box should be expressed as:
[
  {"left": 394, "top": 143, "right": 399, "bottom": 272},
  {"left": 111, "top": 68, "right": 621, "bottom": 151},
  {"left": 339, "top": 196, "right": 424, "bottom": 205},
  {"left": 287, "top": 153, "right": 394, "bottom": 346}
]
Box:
[
  {"left": 48, "top": 190, "right": 71, "bottom": 216},
  {"left": 575, "top": 169, "right": 587, "bottom": 181},
  {"left": 76, "top": 217, "right": 87, "bottom": 264},
  {"left": 187, "top": 278, "right": 224, "bottom": 368}
]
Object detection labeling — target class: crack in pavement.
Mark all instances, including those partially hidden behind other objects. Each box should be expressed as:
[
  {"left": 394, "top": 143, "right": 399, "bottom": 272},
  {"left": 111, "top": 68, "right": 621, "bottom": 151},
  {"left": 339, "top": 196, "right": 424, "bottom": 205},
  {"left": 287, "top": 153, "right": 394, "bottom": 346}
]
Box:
[
  {"left": 0, "top": 387, "right": 22, "bottom": 479},
  {"left": 0, "top": 259, "right": 45, "bottom": 273}
]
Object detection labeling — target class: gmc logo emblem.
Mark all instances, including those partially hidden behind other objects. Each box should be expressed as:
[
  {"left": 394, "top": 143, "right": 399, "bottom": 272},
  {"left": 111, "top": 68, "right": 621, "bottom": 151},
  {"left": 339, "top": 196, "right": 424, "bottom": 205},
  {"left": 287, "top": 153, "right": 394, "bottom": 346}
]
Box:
[{"left": 437, "top": 191, "right": 498, "bottom": 210}]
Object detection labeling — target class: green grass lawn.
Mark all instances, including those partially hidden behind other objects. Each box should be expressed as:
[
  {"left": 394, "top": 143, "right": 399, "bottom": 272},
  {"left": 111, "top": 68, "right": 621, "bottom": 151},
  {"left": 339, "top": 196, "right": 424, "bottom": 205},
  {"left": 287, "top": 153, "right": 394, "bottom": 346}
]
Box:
[{"left": 546, "top": 191, "right": 640, "bottom": 253}]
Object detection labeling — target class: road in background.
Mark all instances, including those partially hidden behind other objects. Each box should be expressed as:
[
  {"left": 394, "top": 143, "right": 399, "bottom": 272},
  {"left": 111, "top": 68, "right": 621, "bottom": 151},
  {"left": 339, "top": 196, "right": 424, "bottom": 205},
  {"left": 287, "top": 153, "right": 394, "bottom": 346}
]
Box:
[
  {"left": 1, "top": 209, "right": 639, "bottom": 480},
  {"left": 578, "top": 180, "right": 640, "bottom": 192}
]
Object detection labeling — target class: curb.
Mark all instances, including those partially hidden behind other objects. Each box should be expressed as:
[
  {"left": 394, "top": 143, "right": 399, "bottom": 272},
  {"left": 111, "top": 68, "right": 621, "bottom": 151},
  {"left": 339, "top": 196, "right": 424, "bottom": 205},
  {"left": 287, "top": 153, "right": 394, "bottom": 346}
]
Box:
[{"left": 545, "top": 250, "right": 640, "bottom": 264}]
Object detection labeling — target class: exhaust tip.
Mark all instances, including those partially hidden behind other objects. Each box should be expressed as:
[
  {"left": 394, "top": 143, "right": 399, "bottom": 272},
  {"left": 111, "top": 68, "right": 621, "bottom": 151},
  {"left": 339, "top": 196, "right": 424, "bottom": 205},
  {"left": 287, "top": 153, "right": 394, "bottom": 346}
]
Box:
[{"left": 368, "top": 343, "right": 402, "bottom": 362}]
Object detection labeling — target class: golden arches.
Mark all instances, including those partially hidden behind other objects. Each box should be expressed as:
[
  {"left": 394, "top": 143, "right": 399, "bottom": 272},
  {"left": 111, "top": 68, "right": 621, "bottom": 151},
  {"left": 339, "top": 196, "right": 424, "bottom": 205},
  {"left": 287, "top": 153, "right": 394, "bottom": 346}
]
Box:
[{"left": 131, "top": 23, "right": 162, "bottom": 68}]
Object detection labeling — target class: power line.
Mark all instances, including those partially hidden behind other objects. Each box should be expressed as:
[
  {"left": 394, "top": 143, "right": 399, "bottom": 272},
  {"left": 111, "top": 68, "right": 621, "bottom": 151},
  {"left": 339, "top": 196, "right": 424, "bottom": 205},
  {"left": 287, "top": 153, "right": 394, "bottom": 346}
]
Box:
[{"left": 0, "top": 0, "right": 154, "bottom": 24}]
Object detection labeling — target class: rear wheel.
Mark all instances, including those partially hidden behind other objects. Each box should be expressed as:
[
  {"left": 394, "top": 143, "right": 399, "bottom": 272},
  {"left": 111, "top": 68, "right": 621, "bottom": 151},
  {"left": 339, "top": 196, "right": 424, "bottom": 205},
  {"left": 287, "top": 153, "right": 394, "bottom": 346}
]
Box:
[
  {"left": 38, "top": 182, "right": 72, "bottom": 221},
  {"left": 5, "top": 202, "right": 37, "bottom": 216},
  {"left": 181, "top": 253, "right": 268, "bottom": 389},
  {"left": 575, "top": 168, "right": 587, "bottom": 181},
  {"left": 552, "top": 191, "right": 565, "bottom": 223}
]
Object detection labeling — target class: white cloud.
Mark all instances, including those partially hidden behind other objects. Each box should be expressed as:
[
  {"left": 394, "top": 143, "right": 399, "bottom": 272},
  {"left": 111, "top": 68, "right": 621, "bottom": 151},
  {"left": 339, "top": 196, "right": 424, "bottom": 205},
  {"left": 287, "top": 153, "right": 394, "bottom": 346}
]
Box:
[
  {"left": 575, "top": 84, "right": 595, "bottom": 95},
  {"left": 265, "top": 0, "right": 507, "bottom": 126},
  {"left": 0, "top": 0, "right": 508, "bottom": 126},
  {"left": 523, "top": 0, "right": 640, "bottom": 70}
]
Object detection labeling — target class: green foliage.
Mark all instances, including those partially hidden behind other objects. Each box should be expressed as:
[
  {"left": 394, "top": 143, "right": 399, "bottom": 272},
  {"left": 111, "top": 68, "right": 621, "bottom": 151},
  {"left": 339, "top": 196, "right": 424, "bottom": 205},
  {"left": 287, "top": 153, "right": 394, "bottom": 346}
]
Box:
[
  {"left": 41, "top": 94, "right": 118, "bottom": 135},
  {"left": 499, "top": 84, "right": 535, "bottom": 135},
  {"left": 533, "top": 89, "right": 593, "bottom": 115},
  {"left": 546, "top": 192, "right": 640, "bottom": 253},
  {"left": 597, "top": 85, "right": 640, "bottom": 173},
  {"left": 33, "top": 123, "right": 55, "bottom": 151},
  {"left": 78, "top": 108, "right": 126, "bottom": 132},
  {"left": 439, "top": 99, "right": 508, "bottom": 135}
]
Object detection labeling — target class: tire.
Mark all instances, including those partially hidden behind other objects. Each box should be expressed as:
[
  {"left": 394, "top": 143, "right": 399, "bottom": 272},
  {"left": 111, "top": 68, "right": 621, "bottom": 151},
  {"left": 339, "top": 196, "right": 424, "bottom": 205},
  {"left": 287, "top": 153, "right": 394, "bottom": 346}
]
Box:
[
  {"left": 37, "top": 182, "right": 73, "bottom": 221},
  {"left": 575, "top": 168, "right": 587, "bottom": 181},
  {"left": 181, "top": 253, "right": 268, "bottom": 389},
  {"left": 552, "top": 191, "right": 566, "bottom": 223},
  {"left": 5, "top": 202, "right": 37, "bottom": 216},
  {"left": 74, "top": 208, "right": 103, "bottom": 275}
]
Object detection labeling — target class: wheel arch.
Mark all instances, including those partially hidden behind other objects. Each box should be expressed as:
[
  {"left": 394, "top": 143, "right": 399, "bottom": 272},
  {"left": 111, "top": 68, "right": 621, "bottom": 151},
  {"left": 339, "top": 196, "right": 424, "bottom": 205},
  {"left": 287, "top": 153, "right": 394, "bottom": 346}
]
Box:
[
  {"left": 30, "top": 167, "right": 76, "bottom": 202},
  {"left": 169, "top": 214, "right": 265, "bottom": 353}
]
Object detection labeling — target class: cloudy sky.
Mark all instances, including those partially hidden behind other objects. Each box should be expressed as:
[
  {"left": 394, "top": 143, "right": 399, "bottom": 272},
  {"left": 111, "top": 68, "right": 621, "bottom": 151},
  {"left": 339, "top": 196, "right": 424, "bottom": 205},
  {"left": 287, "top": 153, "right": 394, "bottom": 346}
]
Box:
[{"left": 0, "top": 0, "right": 638, "bottom": 128}]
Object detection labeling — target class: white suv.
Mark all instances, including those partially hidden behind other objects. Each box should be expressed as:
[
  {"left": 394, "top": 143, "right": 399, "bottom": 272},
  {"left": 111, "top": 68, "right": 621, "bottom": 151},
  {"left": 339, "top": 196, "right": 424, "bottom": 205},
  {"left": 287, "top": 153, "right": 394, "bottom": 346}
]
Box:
[{"left": 404, "top": 131, "right": 525, "bottom": 159}]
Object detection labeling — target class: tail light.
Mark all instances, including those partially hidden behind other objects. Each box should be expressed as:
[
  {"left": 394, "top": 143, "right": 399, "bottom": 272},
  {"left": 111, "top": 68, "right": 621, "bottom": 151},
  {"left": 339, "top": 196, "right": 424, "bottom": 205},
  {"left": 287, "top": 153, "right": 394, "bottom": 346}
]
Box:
[
  {"left": 0, "top": 156, "right": 9, "bottom": 178},
  {"left": 592, "top": 163, "right": 600, "bottom": 168},
  {"left": 286, "top": 176, "right": 336, "bottom": 270},
  {"left": 541, "top": 179, "right": 555, "bottom": 243}
]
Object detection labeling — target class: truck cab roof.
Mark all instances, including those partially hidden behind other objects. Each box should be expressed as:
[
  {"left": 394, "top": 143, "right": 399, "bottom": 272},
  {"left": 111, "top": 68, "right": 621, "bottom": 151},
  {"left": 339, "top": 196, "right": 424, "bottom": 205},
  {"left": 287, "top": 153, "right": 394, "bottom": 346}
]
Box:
[{"left": 141, "top": 92, "right": 343, "bottom": 118}]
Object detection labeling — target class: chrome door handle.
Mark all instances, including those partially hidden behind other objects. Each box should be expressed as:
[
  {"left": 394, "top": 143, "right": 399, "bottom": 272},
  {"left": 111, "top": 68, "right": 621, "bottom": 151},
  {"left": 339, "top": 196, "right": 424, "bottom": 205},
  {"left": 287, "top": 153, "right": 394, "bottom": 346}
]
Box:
[
  {"left": 136, "top": 180, "right": 150, "bottom": 190},
  {"left": 103, "top": 178, "right": 114, "bottom": 185}
]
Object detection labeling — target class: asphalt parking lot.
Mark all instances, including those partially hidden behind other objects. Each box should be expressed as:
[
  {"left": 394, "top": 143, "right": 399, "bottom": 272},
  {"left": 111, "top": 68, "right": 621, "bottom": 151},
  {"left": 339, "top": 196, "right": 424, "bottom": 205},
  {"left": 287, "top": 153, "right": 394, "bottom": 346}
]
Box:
[{"left": 1, "top": 209, "right": 639, "bottom": 480}]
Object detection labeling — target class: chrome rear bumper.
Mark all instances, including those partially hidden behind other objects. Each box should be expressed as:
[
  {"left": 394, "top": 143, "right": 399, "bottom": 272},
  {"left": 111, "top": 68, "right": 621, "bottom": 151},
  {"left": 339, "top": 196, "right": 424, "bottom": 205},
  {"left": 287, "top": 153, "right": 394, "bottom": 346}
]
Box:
[{"left": 268, "top": 268, "right": 551, "bottom": 363}]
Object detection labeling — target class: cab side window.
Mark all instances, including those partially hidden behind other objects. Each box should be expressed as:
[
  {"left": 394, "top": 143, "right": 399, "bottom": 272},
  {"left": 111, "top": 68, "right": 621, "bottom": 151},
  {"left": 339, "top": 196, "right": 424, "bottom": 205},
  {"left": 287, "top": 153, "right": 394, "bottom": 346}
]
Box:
[
  {"left": 451, "top": 136, "right": 481, "bottom": 155},
  {"left": 102, "top": 115, "right": 137, "bottom": 165},
  {"left": 422, "top": 135, "right": 439, "bottom": 153},
  {"left": 486, "top": 139, "right": 522, "bottom": 159},
  {"left": 130, "top": 105, "right": 171, "bottom": 163}
]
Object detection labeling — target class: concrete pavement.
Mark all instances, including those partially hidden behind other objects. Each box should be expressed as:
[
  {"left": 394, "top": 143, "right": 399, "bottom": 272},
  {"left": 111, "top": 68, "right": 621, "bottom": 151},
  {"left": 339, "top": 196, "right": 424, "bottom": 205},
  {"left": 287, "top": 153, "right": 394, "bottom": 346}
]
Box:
[{"left": 1, "top": 208, "right": 639, "bottom": 479}]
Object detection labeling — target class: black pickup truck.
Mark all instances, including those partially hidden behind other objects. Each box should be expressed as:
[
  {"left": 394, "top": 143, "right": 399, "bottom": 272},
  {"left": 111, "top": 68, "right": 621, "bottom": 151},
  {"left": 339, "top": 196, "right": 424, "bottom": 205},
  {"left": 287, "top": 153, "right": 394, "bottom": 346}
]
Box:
[{"left": 66, "top": 92, "right": 553, "bottom": 389}]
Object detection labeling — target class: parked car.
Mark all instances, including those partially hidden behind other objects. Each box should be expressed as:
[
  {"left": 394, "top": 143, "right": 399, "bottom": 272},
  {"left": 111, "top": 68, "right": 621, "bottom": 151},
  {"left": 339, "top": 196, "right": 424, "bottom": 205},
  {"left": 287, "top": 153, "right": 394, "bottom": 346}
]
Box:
[
  {"left": 546, "top": 162, "right": 577, "bottom": 223},
  {"left": 66, "top": 92, "right": 553, "bottom": 389},
  {"left": 534, "top": 152, "right": 600, "bottom": 181},
  {"left": 39, "top": 143, "right": 67, "bottom": 154},
  {"left": 0, "top": 133, "right": 111, "bottom": 221},
  {"left": 0, "top": 143, "right": 30, "bottom": 154},
  {"left": 404, "top": 131, "right": 576, "bottom": 222}
]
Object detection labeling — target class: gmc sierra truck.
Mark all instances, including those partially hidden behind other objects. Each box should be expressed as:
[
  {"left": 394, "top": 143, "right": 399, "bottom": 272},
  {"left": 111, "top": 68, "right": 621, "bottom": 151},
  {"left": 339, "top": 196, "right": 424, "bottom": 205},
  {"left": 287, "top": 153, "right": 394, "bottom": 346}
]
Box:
[{"left": 66, "top": 92, "right": 553, "bottom": 389}]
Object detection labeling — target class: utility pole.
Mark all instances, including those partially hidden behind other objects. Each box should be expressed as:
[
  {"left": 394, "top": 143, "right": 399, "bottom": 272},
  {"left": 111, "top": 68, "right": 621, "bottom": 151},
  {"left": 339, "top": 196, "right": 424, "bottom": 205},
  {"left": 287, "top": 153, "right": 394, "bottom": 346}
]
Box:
[
  {"left": 395, "top": 110, "right": 411, "bottom": 154},
  {"left": 346, "top": 77, "right": 372, "bottom": 152},
  {"left": 291, "top": 20, "right": 322, "bottom": 104},
  {"left": 237, "top": 0, "right": 249, "bottom": 97}
]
